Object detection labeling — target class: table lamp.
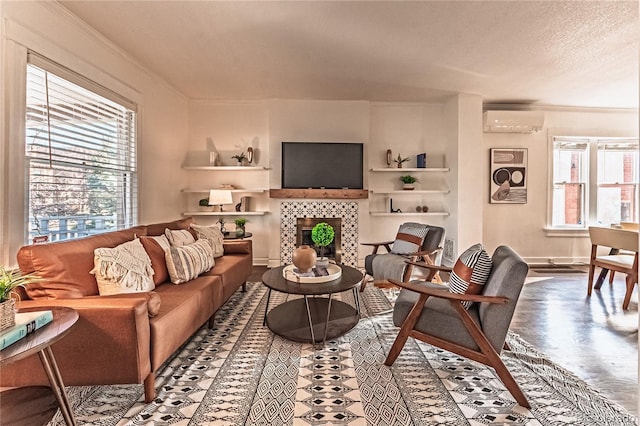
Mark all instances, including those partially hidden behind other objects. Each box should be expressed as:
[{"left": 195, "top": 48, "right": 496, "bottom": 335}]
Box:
[{"left": 208, "top": 189, "right": 233, "bottom": 212}]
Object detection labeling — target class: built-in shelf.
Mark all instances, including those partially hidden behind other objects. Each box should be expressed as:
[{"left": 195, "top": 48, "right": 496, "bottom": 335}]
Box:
[
  {"left": 183, "top": 211, "right": 268, "bottom": 216},
  {"left": 182, "top": 166, "right": 269, "bottom": 171},
  {"left": 370, "top": 167, "right": 450, "bottom": 172},
  {"left": 182, "top": 188, "right": 268, "bottom": 194},
  {"left": 370, "top": 189, "right": 450, "bottom": 194},
  {"left": 269, "top": 189, "right": 369, "bottom": 199},
  {"left": 369, "top": 212, "right": 450, "bottom": 217}
]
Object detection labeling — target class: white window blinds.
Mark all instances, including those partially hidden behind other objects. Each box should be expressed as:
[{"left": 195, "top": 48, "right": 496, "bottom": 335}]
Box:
[{"left": 25, "top": 53, "right": 138, "bottom": 242}]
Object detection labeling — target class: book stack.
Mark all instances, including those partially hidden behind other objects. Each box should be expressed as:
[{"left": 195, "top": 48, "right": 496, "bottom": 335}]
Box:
[{"left": 0, "top": 310, "right": 54, "bottom": 350}]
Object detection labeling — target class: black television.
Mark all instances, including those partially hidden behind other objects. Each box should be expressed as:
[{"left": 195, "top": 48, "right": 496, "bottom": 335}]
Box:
[{"left": 281, "top": 142, "right": 364, "bottom": 189}]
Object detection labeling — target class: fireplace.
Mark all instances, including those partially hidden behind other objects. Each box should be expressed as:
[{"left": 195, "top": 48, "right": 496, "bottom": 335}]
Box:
[{"left": 296, "top": 218, "right": 342, "bottom": 263}]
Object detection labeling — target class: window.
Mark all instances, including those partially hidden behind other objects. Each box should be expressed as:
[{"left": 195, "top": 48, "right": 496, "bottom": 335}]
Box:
[
  {"left": 25, "top": 53, "right": 137, "bottom": 242},
  {"left": 550, "top": 136, "right": 638, "bottom": 229}
]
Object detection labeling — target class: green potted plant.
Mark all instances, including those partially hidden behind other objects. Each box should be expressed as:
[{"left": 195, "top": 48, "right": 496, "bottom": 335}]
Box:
[
  {"left": 0, "top": 266, "right": 40, "bottom": 331},
  {"left": 234, "top": 217, "right": 247, "bottom": 237},
  {"left": 400, "top": 175, "right": 418, "bottom": 190},
  {"left": 199, "top": 198, "right": 213, "bottom": 212},
  {"left": 393, "top": 154, "right": 410, "bottom": 168},
  {"left": 231, "top": 152, "right": 247, "bottom": 166},
  {"left": 311, "top": 222, "right": 335, "bottom": 268}
]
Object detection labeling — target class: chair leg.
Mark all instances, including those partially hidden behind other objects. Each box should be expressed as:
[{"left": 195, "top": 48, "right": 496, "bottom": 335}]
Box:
[
  {"left": 587, "top": 264, "right": 596, "bottom": 296},
  {"left": 623, "top": 274, "right": 636, "bottom": 310},
  {"left": 360, "top": 274, "right": 373, "bottom": 292},
  {"left": 609, "top": 271, "right": 615, "bottom": 285},
  {"left": 384, "top": 294, "right": 428, "bottom": 366}
]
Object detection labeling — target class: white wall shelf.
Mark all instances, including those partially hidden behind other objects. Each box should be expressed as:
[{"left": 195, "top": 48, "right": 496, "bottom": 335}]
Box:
[
  {"left": 183, "top": 211, "right": 268, "bottom": 216},
  {"left": 370, "top": 212, "right": 450, "bottom": 217},
  {"left": 182, "top": 166, "right": 269, "bottom": 171},
  {"left": 370, "top": 167, "right": 450, "bottom": 172},
  {"left": 370, "top": 189, "right": 450, "bottom": 195},
  {"left": 182, "top": 188, "right": 268, "bottom": 194}
]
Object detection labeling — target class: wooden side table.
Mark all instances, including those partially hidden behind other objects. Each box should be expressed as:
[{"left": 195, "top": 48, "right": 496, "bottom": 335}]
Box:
[{"left": 1, "top": 306, "right": 79, "bottom": 426}]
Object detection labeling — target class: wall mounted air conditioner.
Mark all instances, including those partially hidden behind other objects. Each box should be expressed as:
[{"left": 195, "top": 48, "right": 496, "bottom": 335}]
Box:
[{"left": 483, "top": 110, "right": 545, "bottom": 133}]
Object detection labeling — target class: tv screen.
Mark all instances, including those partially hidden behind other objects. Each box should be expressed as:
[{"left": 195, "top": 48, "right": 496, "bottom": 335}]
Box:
[{"left": 282, "top": 142, "right": 364, "bottom": 189}]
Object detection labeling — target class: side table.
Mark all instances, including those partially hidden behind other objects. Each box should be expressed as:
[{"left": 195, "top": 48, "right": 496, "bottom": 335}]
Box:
[{"left": 0, "top": 306, "right": 79, "bottom": 426}]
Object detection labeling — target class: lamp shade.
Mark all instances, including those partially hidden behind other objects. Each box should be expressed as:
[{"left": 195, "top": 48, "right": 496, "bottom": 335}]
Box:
[{"left": 208, "top": 189, "right": 233, "bottom": 206}]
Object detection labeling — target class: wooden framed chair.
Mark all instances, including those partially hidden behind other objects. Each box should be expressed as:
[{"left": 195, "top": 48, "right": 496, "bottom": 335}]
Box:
[
  {"left": 587, "top": 226, "right": 638, "bottom": 310},
  {"left": 359, "top": 224, "right": 445, "bottom": 292},
  {"left": 384, "top": 245, "right": 531, "bottom": 408}
]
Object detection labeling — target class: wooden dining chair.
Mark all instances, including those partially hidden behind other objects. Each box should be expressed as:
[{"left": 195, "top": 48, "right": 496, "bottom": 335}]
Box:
[{"left": 588, "top": 226, "right": 638, "bottom": 310}]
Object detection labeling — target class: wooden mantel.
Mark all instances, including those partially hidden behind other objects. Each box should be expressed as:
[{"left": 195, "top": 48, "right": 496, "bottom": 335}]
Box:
[{"left": 269, "top": 188, "right": 369, "bottom": 199}]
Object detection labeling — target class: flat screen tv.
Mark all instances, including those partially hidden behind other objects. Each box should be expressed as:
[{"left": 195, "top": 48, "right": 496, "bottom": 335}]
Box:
[{"left": 282, "top": 142, "right": 363, "bottom": 189}]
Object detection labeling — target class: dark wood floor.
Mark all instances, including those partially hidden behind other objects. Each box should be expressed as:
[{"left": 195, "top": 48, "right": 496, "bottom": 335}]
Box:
[{"left": 249, "top": 265, "right": 638, "bottom": 416}]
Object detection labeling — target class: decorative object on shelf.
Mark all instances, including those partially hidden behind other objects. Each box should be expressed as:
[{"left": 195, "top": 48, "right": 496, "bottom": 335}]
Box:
[
  {"left": 393, "top": 154, "right": 410, "bottom": 168},
  {"left": 199, "top": 198, "right": 214, "bottom": 212},
  {"left": 209, "top": 151, "right": 217, "bottom": 166},
  {"left": 208, "top": 189, "right": 233, "bottom": 212},
  {"left": 386, "top": 149, "right": 393, "bottom": 168},
  {"left": 218, "top": 217, "right": 226, "bottom": 234},
  {"left": 415, "top": 205, "right": 422, "bottom": 212},
  {"left": 292, "top": 245, "right": 317, "bottom": 274},
  {"left": 246, "top": 147, "right": 254, "bottom": 164},
  {"left": 234, "top": 218, "right": 247, "bottom": 237},
  {"left": 417, "top": 153, "right": 426, "bottom": 168},
  {"left": 399, "top": 175, "right": 418, "bottom": 190},
  {"left": 235, "top": 196, "right": 251, "bottom": 212},
  {"left": 311, "top": 222, "right": 335, "bottom": 268},
  {"left": 390, "top": 198, "right": 402, "bottom": 213},
  {"left": 219, "top": 184, "right": 235, "bottom": 189},
  {"left": 0, "top": 266, "right": 40, "bottom": 332},
  {"left": 231, "top": 152, "right": 247, "bottom": 166},
  {"left": 490, "top": 148, "right": 528, "bottom": 204},
  {"left": 422, "top": 205, "right": 429, "bottom": 212}
]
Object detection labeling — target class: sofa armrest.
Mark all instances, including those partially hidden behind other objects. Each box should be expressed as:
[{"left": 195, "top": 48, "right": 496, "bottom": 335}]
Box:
[
  {"left": 223, "top": 239, "right": 252, "bottom": 255},
  {"left": 2, "top": 296, "right": 152, "bottom": 388}
]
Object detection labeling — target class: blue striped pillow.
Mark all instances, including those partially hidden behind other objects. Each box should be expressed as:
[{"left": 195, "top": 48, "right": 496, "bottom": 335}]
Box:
[{"left": 448, "top": 243, "right": 492, "bottom": 309}]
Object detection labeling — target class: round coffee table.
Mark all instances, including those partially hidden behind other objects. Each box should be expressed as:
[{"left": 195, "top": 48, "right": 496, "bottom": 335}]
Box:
[{"left": 261, "top": 264, "right": 363, "bottom": 345}]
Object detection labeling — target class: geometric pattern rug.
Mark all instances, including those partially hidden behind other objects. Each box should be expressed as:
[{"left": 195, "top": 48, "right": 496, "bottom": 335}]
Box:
[{"left": 48, "top": 282, "right": 637, "bottom": 425}]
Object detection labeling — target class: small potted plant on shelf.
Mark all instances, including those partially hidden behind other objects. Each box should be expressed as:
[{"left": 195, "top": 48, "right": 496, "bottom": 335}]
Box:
[
  {"left": 234, "top": 217, "right": 247, "bottom": 237},
  {"left": 394, "top": 154, "right": 410, "bottom": 168},
  {"left": 199, "top": 198, "right": 213, "bottom": 212},
  {"left": 0, "top": 266, "right": 40, "bottom": 332},
  {"left": 400, "top": 175, "right": 418, "bottom": 190},
  {"left": 311, "top": 222, "right": 335, "bottom": 268},
  {"left": 231, "top": 152, "right": 247, "bottom": 166}
]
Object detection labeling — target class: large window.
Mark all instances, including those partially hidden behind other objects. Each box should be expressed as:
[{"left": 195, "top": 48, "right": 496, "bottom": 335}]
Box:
[
  {"left": 25, "top": 53, "right": 137, "bottom": 242},
  {"left": 550, "top": 136, "right": 638, "bottom": 229}
]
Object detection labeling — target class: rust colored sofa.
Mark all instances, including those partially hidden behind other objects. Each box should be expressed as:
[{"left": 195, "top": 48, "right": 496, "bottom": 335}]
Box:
[{"left": 0, "top": 218, "right": 252, "bottom": 402}]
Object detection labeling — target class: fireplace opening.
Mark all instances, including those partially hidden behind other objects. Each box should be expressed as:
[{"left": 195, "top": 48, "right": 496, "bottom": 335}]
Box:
[{"left": 296, "top": 217, "right": 342, "bottom": 264}]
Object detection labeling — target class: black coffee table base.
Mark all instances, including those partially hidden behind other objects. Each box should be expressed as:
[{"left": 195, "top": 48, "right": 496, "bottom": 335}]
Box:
[{"left": 266, "top": 296, "right": 359, "bottom": 344}]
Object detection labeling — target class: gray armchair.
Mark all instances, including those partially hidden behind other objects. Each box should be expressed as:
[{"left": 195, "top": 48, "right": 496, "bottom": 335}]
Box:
[
  {"left": 384, "top": 245, "right": 530, "bottom": 408},
  {"left": 360, "top": 223, "right": 445, "bottom": 292}
]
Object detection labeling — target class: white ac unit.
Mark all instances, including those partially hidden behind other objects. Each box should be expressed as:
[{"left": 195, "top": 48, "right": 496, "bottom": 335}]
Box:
[{"left": 483, "top": 110, "right": 545, "bottom": 133}]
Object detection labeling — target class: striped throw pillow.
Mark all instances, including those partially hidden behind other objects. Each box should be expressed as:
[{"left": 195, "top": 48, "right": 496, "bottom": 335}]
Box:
[
  {"left": 165, "top": 239, "right": 214, "bottom": 284},
  {"left": 390, "top": 223, "right": 429, "bottom": 255},
  {"left": 448, "top": 243, "right": 492, "bottom": 309}
]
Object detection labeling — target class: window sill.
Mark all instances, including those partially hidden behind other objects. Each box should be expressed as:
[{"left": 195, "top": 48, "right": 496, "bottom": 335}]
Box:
[{"left": 543, "top": 227, "right": 589, "bottom": 238}]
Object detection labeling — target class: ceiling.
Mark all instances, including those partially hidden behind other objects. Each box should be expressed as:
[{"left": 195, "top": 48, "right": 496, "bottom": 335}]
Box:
[{"left": 59, "top": 1, "right": 639, "bottom": 109}]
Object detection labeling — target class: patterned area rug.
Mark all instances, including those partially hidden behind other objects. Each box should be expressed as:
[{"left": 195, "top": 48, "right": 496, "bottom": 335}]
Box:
[{"left": 49, "top": 282, "right": 636, "bottom": 425}]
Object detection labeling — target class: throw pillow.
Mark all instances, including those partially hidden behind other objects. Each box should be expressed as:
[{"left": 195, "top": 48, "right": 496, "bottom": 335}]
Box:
[
  {"left": 190, "top": 224, "right": 225, "bottom": 258},
  {"left": 165, "top": 239, "right": 215, "bottom": 284},
  {"left": 390, "top": 222, "right": 429, "bottom": 255},
  {"left": 91, "top": 239, "right": 155, "bottom": 296},
  {"left": 165, "top": 228, "right": 196, "bottom": 247},
  {"left": 139, "top": 235, "right": 171, "bottom": 285},
  {"left": 448, "top": 243, "right": 492, "bottom": 309}
]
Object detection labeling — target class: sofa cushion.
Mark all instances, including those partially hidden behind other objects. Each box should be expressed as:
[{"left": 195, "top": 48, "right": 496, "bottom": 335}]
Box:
[
  {"left": 449, "top": 243, "right": 492, "bottom": 309},
  {"left": 139, "top": 236, "right": 170, "bottom": 285},
  {"left": 92, "top": 239, "right": 155, "bottom": 296},
  {"left": 165, "top": 240, "right": 215, "bottom": 284},
  {"left": 165, "top": 229, "right": 196, "bottom": 247},
  {"left": 202, "top": 253, "right": 252, "bottom": 301},
  {"left": 146, "top": 217, "right": 194, "bottom": 236},
  {"left": 190, "top": 224, "right": 224, "bottom": 258},
  {"left": 18, "top": 226, "right": 148, "bottom": 299}
]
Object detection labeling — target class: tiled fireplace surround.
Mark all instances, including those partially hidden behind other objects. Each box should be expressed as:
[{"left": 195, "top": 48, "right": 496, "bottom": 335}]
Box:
[{"left": 279, "top": 201, "right": 359, "bottom": 267}]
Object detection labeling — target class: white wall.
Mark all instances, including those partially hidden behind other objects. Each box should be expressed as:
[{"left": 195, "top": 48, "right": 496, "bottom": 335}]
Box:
[
  {"left": 482, "top": 108, "right": 639, "bottom": 264},
  {"left": 0, "top": 1, "right": 189, "bottom": 264}
]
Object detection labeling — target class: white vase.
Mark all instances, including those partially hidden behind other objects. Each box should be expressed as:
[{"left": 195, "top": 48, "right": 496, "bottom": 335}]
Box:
[
  {"left": 315, "top": 257, "right": 330, "bottom": 268},
  {"left": 403, "top": 184, "right": 415, "bottom": 190}
]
